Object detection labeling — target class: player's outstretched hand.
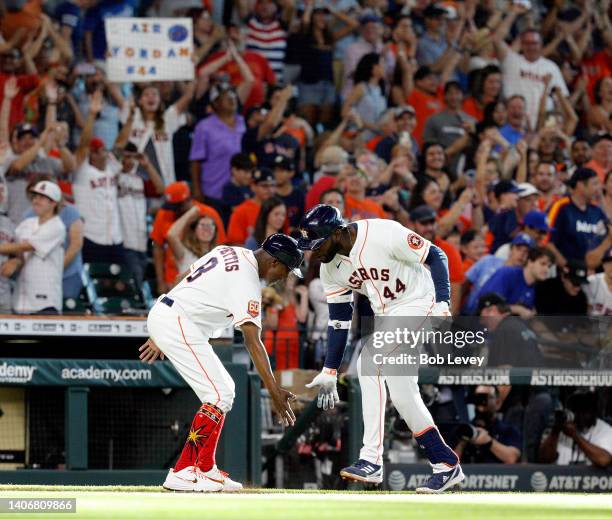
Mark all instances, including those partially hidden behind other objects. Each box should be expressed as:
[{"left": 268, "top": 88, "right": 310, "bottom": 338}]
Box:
[
  {"left": 270, "top": 387, "right": 297, "bottom": 427},
  {"left": 139, "top": 338, "right": 165, "bottom": 364},
  {"left": 306, "top": 369, "right": 339, "bottom": 410}
]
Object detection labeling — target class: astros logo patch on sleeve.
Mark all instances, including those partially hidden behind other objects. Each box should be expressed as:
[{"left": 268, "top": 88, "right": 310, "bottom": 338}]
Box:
[
  {"left": 247, "top": 300, "right": 260, "bottom": 318},
  {"left": 408, "top": 233, "right": 424, "bottom": 250}
]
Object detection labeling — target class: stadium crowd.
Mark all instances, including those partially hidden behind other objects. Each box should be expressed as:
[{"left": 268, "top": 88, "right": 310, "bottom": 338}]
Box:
[{"left": 0, "top": 0, "right": 610, "bottom": 467}]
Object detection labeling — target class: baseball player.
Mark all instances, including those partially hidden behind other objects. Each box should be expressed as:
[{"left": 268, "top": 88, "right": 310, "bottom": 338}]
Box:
[
  {"left": 297, "top": 205, "right": 464, "bottom": 494},
  {"left": 140, "top": 234, "right": 302, "bottom": 492}
]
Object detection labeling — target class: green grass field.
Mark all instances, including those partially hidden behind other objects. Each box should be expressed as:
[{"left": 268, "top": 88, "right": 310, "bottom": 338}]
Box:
[{"left": 1, "top": 487, "right": 611, "bottom": 519}]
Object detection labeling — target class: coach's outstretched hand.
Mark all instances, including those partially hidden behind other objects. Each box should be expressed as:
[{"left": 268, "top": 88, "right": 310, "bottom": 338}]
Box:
[
  {"left": 139, "top": 338, "right": 165, "bottom": 364},
  {"left": 270, "top": 387, "right": 297, "bottom": 427},
  {"left": 306, "top": 368, "right": 339, "bottom": 410}
]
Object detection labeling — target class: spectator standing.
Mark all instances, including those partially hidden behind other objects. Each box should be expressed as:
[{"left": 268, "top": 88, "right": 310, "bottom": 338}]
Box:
[
  {"left": 245, "top": 196, "right": 286, "bottom": 250},
  {"left": 499, "top": 95, "right": 527, "bottom": 146},
  {"left": 54, "top": 0, "right": 90, "bottom": 57},
  {"left": 342, "top": 11, "right": 384, "bottom": 99},
  {"left": 220, "top": 153, "right": 255, "bottom": 216},
  {"left": 342, "top": 53, "right": 387, "bottom": 142},
  {"left": 489, "top": 183, "right": 539, "bottom": 253},
  {"left": 0, "top": 180, "right": 66, "bottom": 314},
  {"left": 150, "top": 181, "right": 226, "bottom": 294},
  {"left": 406, "top": 66, "right": 444, "bottom": 146},
  {"left": 374, "top": 105, "right": 418, "bottom": 164},
  {"left": 23, "top": 176, "right": 85, "bottom": 300},
  {"left": 190, "top": 83, "right": 245, "bottom": 203},
  {"left": 72, "top": 92, "right": 124, "bottom": 264},
  {"left": 463, "top": 65, "right": 502, "bottom": 122},
  {"left": 227, "top": 167, "right": 277, "bottom": 245},
  {"left": 272, "top": 154, "right": 303, "bottom": 232},
  {"left": 494, "top": 211, "right": 549, "bottom": 261},
  {"left": 306, "top": 145, "right": 348, "bottom": 210},
  {"left": 423, "top": 81, "right": 476, "bottom": 177},
  {"left": 166, "top": 205, "right": 217, "bottom": 279},
  {"left": 244, "top": 0, "right": 292, "bottom": 84},
  {"left": 547, "top": 168, "right": 608, "bottom": 268},
  {"left": 124, "top": 83, "right": 193, "bottom": 188},
  {"left": 494, "top": 11, "right": 569, "bottom": 131},
  {"left": 0, "top": 47, "right": 39, "bottom": 129},
  {"left": 83, "top": 0, "right": 134, "bottom": 64},
  {"left": 584, "top": 134, "right": 612, "bottom": 183},
  {"left": 116, "top": 142, "right": 164, "bottom": 288}
]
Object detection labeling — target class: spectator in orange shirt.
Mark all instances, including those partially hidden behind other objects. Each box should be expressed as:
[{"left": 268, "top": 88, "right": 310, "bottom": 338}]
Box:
[
  {"left": 462, "top": 65, "right": 502, "bottom": 122},
  {"left": 409, "top": 205, "right": 464, "bottom": 313},
  {"left": 227, "top": 167, "right": 277, "bottom": 245},
  {"left": 343, "top": 167, "right": 387, "bottom": 221},
  {"left": 406, "top": 66, "right": 444, "bottom": 146},
  {"left": 150, "top": 181, "right": 226, "bottom": 294},
  {"left": 584, "top": 134, "right": 612, "bottom": 183},
  {"left": 532, "top": 161, "right": 560, "bottom": 212}
]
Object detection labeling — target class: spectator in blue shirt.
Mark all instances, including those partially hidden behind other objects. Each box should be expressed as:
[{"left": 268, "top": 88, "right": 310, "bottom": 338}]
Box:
[
  {"left": 548, "top": 167, "right": 609, "bottom": 269},
  {"left": 272, "top": 154, "right": 304, "bottom": 233},
  {"left": 220, "top": 153, "right": 255, "bottom": 223},
  {"left": 463, "top": 233, "right": 534, "bottom": 315},
  {"left": 83, "top": 0, "right": 135, "bottom": 62},
  {"left": 499, "top": 95, "right": 527, "bottom": 146},
  {"left": 476, "top": 246, "right": 553, "bottom": 318},
  {"left": 54, "top": 0, "right": 87, "bottom": 58},
  {"left": 489, "top": 182, "right": 538, "bottom": 252}
]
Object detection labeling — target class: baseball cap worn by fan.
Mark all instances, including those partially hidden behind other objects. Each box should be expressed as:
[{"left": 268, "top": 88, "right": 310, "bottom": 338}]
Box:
[
  {"left": 493, "top": 180, "right": 522, "bottom": 198},
  {"left": 298, "top": 204, "right": 345, "bottom": 250},
  {"left": 394, "top": 105, "right": 416, "bottom": 119},
  {"left": 321, "top": 146, "right": 349, "bottom": 174},
  {"left": 517, "top": 182, "right": 538, "bottom": 198},
  {"left": 262, "top": 233, "right": 304, "bottom": 277},
  {"left": 477, "top": 292, "right": 509, "bottom": 314},
  {"left": 563, "top": 260, "right": 588, "bottom": 286},
  {"left": 409, "top": 205, "right": 437, "bottom": 223},
  {"left": 165, "top": 181, "right": 191, "bottom": 204},
  {"left": 511, "top": 233, "right": 535, "bottom": 248},
  {"left": 252, "top": 167, "right": 276, "bottom": 184},
  {"left": 423, "top": 4, "right": 448, "bottom": 18},
  {"left": 273, "top": 155, "right": 294, "bottom": 171},
  {"left": 16, "top": 123, "right": 38, "bottom": 139},
  {"left": 523, "top": 211, "right": 549, "bottom": 232},
  {"left": 90, "top": 137, "right": 105, "bottom": 152},
  {"left": 209, "top": 83, "right": 235, "bottom": 103},
  {"left": 30, "top": 180, "right": 62, "bottom": 203}
]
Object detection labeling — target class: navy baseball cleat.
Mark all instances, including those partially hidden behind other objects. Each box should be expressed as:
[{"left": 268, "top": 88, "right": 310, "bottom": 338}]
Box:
[
  {"left": 339, "top": 459, "right": 383, "bottom": 484},
  {"left": 415, "top": 465, "right": 465, "bottom": 494}
]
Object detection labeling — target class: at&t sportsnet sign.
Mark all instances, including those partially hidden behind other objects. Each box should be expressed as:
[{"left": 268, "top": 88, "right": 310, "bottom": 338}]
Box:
[{"left": 386, "top": 464, "right": 612, "bottom": 492}]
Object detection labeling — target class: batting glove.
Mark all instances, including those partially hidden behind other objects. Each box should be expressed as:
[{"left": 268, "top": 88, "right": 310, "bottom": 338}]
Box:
[
  {"left": 431, "top": 301, "right": 451, "bottom": 317},
  {"left": 306, "top": 368, "right": 339, "bottom": 410}
]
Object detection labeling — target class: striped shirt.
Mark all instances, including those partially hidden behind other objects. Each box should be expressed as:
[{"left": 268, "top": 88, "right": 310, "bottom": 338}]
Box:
[{"left": 245, "top": 17, "right": 286, "bottom": 83}]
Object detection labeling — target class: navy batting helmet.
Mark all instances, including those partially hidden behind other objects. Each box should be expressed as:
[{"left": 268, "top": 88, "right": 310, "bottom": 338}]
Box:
[
  {"left": 297, "top": 204, "right": 345, "bottom": 250},
  {"left": 262, "top": 233, "right": 304, "bottom": 278}
]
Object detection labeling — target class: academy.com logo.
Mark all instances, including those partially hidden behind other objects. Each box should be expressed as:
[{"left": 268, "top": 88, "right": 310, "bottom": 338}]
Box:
[
  {"left": 0, "top": 362, "right": 37, "bottom": 383},
  {"left": 61, "top": 366, "right": 152, "bottom": 382}
]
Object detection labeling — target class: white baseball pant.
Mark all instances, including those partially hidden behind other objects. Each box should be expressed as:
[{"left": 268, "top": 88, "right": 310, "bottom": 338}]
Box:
[
  {"left": 357, "top": 304, "right": 444, "bottom": 469},
  {"left": 147, "top": 300, "right": 235, "bottom": 413}
]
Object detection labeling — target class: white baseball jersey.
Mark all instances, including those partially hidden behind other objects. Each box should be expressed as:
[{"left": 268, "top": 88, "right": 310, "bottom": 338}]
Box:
[
  {"left": 584, "top": 273, "right": 612, "bottom": 316},
  {"left": 167, "top": 246, "right": 263, "bottom": 338},
  {"left": 321, "top": 219, "right": 435, "bottom": 314},
  {"left": 121, "top": 104, "right": 186, "bottom": 186},
  {"left": 13, "top": 215, "right": 66, "bottom": 313},
  {"left": 117, "top": 165, "right": 147, "bottom": 252},
  {"left": 73, "top": 159, "right": 123, "bottom": 245},
  {"left": 0, "top": 214, "right": 15, "bottom": 311}
]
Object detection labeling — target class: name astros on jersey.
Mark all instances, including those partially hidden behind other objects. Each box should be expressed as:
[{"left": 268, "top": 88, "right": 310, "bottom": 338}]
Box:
[{"left": 321, "top": 219, "right": 435, "bottom": 314}]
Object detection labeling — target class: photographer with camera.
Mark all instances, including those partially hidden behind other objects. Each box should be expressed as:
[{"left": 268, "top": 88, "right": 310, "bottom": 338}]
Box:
[
  {"left": 539, "top": 391, "right": 612, "bottom": 468},
  {"left": 453, "top": 385, "right": 522, "bottom": 464}
]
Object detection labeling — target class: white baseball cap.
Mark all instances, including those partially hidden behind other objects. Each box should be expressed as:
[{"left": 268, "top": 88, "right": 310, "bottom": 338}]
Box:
[
  {"left": 517, "top": 182, "right": 538, "bottom": 199},
  {"left": 30, "top": 180, "right": 62, "bottom": 203}
]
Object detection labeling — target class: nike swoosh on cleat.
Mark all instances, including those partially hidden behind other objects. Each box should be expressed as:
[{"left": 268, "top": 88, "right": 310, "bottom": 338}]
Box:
[{"left": 207, "top": 477, "right": 224, "bottom": 484}]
